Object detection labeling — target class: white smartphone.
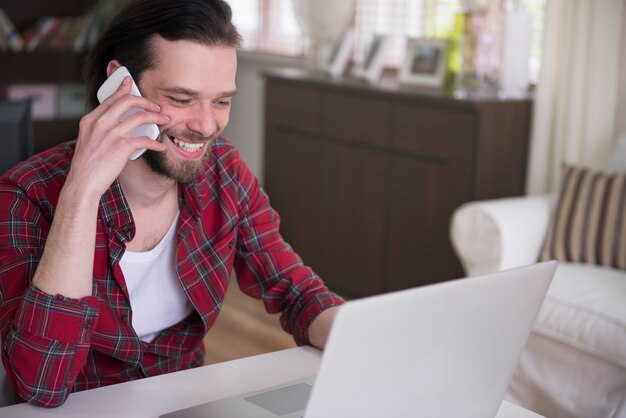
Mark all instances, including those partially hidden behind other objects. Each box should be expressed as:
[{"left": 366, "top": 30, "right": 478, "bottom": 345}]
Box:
[{"left": 96, "top": 66, "right": 160, "bottom": 160}]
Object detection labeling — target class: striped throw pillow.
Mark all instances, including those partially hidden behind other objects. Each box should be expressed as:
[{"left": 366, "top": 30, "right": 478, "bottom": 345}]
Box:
[{"left": 539, "top": 164, "right": 626, "bottom": 270}]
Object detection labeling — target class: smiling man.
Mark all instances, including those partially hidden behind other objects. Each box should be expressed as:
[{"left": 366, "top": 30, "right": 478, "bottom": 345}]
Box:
[{"left": 0, "top": 0, "right": 343, "bottom": 408}]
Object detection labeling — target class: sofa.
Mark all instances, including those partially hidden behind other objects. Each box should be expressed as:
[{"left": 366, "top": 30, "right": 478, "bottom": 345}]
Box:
[{"left": 450, "top": 192, "right": 626, "bottom": 418}]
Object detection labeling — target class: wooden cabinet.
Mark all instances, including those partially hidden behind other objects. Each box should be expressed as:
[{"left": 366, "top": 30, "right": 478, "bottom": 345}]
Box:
[{"left": 264, "top": 69, "right": 532, "bottom": 298}]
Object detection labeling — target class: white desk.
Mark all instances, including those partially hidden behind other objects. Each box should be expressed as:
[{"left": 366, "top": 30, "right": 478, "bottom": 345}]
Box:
[{"left": 0, "top": 347, "right": 542, "bottom": 417}]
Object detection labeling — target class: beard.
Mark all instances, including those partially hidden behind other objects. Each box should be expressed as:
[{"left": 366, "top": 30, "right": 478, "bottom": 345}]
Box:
[{"left": 143, "top": 128, "right": 216, "bottom": 183}]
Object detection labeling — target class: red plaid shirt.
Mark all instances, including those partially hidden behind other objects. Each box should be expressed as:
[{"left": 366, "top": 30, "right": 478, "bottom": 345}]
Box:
[{"left": 0, "top": 138, "right": 343, "bottom": 407}]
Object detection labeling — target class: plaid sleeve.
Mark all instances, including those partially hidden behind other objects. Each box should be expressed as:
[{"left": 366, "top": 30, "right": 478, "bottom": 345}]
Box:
[
  {"left": 4, "top": 287, "right": 99, "bottom": 407},
  {"left": 0, "top": 181, "right": 100, "bottom": 407},
  {"left": 229, "top": 151, "right": 344, "bottom": 346}
]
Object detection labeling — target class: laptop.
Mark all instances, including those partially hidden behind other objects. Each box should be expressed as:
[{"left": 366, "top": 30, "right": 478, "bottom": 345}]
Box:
[{"left": 160, "top": 261, "right": 557, "bottom": 418}]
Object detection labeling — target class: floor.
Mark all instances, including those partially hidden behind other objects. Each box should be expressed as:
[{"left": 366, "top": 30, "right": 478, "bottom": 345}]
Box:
[{"left": 202, "top": 281, "right": 296, "bottom": 365}]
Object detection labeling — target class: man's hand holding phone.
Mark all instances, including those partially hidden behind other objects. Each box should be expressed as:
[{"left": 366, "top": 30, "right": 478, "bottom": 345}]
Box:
[
  {"left": 67, "top": 66, "right": 169, "bottom": 200},
  {"left": 96, "top": 66, "right": 161, "bottom": 160}
]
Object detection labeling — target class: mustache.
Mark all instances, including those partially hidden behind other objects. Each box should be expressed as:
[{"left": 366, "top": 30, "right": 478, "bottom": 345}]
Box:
[{"left": 159, "top": 128, "right": 215, "bottom": 143}]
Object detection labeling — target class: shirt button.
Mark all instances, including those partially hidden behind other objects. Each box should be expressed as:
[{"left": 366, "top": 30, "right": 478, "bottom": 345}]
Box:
[
  {"left": 121, "top": 314, "right": 129, "bottom": 323},
  {"left": 229, "top": 241, "right": 234, "bottom": 249},
  {"left": 84, "top": 320, "right": 92, "bottom": 329}
]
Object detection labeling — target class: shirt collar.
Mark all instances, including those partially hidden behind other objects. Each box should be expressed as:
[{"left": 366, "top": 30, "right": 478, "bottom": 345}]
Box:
[
  {"left": 99, "top": 179, "right": 134, "bottom": 235},
  {"left": 178, "top": 173, "right": 210, "bottom": 220}
]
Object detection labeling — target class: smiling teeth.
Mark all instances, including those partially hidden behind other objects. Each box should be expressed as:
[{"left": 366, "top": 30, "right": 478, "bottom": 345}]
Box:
[{"left": 172, "top": 138, "right": 204, "bottom": 152}]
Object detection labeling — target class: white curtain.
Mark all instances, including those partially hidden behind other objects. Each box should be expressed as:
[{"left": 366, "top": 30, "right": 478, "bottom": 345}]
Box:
[
  {"left": 616, "top": 4, "right": 626, "bottom": 138},
  {"left": 525, "top": 0, "right": 625, "bottom": 194}
]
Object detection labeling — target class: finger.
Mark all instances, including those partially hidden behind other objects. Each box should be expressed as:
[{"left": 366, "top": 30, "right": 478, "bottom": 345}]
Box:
[
  {"left": 93, "top": 79, "right": 161, "bottom": 126},
  {"left": 114, "top": 75, "right": 133, "bottom": 95},
  {"left": 78, "top": 77, "right": 134, "bottom": 133},
  {"left": 116, "top": 111, "right": 170, "bottom": 136},
  {"left": 123, "top": 136, "right": 168, "bottom": 153},
  {"left": 105, "top": 94, "right": 162, "bottom": 123},
  {"left": 89, "top": 97, "right": 162, "bottom": 139}
]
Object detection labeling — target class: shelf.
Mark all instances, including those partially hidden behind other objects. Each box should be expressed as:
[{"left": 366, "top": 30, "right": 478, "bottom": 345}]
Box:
[
  {"left": 33, "top": 119, "right": 78, "bottom": 153},
  {"left": 0, "top": 0, "right": 96, "bottom": 32},
  {"left": 0, "top": 52, "right": 87, "bottom": 84}
]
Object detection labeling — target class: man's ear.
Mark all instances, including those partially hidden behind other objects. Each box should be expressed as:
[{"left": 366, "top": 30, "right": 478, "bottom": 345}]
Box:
[{"left": 106, "top": 60, "right": 123, "bottom": 77}]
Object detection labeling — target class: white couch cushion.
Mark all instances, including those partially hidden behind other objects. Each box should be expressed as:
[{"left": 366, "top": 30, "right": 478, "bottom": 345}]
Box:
[{"left": 533, "top": 262, "right": 626, "bottom": 368}]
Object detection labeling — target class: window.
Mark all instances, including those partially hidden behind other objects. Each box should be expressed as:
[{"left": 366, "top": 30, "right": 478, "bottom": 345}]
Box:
[
  {"left": 352, "top": 0, "right": 460, "bottom": 65},
  {"left": 229, "top": 0, "right": 304, "bottom": 54},
  {"left": 524, "top": 0, "right": 546, "bottom": 81},
  {"left": 228, "top": 0, "right": 545, "bottom": 81}
]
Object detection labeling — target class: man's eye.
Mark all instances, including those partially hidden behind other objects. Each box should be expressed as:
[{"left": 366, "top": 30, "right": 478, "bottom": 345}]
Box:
[
  {"left": 168, "top": 96, "right": 190, "bottom": 105},
  {"left": 216, "top": 100, "right": 231, "bottom": 108}
]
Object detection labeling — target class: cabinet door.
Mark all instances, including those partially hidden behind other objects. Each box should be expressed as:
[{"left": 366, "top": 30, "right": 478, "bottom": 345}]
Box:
[
  {"left": 393, "top": 103, "right": 475, "bottom": 161},
  {"left": 264, "top": 130, "right": 386, "bottom": 298},
  {"left": 387, "top": 155, "right": 468, "bottom": 290},
  {"left": 264, "top": 131, "right": 325, "bottom": 274},
  {"left": 321, "top": 92, "right": 391, "bottom": 147},
  {"left": 321, "top": 142, "right": 386, "bottom": 297}
]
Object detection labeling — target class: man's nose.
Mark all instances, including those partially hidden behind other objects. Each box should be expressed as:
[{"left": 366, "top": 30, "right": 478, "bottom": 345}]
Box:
[{"left": 187, "top": 104, "right": 217, "bottom": 138}]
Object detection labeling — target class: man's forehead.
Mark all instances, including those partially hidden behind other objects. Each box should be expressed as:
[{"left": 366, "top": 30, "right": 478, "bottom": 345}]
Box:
[{"left": 145, "top": 36, "right": 237, "bottom": 94}]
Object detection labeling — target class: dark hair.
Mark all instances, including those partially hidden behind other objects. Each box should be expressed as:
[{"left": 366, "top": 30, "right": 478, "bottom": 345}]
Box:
[{"left": 84, "top": 0, "right": 242, "bottom": 109}]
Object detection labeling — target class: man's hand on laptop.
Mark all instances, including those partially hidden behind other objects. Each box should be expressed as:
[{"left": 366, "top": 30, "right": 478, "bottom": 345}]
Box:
[{"left": 308, "top": 306, "right": 341, "bottom": 349}]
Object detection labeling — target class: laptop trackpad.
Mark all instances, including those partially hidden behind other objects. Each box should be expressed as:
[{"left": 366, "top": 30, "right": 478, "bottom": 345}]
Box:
[{"left": 245, "top": 383, "right": 312, "bottom": 416}]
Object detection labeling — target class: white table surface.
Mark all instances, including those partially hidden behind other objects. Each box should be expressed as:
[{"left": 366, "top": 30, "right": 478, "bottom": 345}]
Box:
[{"left": 0, "top": 346, "right": 543, "bottom": 418}]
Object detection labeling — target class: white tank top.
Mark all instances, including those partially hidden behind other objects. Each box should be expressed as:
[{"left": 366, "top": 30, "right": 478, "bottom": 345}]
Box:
[{"left": 119, "top": 212, "right": 194, "bottom": 343}]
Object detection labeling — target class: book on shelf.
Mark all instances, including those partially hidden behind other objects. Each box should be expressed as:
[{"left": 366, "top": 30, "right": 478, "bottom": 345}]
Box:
[
  {"left": 0, "top": 7, "right": 24, "bottom": 52},
  {"left": 24, "top": 16, "right": 60, "bottom": 52},
  {"left": 50, "top": 19, "right": 75, "bottom": 51},
  {"left": 63, "top": 18, "right": 84, "bottom": 52},
  {"left": 37, "top": 18, "right": 69, "bottom": 51},
  {"left": 7, "top": 84, "right": 58, "bottom": 121},
  {"left": 57, "top": 84, "right": 87, "bottom": 119},
  {"left": 70, "top": 13, "right": 92, "bottom": 52}
]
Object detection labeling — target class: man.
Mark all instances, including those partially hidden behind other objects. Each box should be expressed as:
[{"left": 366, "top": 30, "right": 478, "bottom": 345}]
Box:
[{"left": 0, "top": 0, "right": 343, "bottom": 408}]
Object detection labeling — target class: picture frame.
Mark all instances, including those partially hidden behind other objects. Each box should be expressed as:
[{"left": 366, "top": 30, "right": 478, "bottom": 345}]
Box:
[
  {"left": 351, "top": 34, "right": 389, "bottom": 83},
  {"left": 398, "top": 38, "right": 447, "bottom": 87},
  {"left": 326, "top": 28, "right": 355, "bottom": 79}
]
